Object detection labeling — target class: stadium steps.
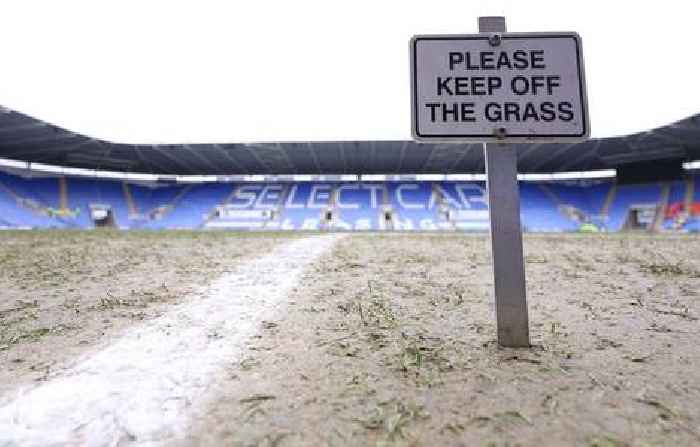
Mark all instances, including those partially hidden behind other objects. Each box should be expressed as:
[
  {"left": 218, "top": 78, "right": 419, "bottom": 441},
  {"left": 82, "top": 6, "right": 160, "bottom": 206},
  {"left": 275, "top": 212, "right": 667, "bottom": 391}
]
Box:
[
  {"left": 151, "top": 185, "right": 193, "bottom": 222},
  {"left": 0, "top": 180, "right": 22, "bottom": 204},
  {"left": 538, "top": 183, "right": 586, "bottom": 225},
  {"left": 168, "top": 185, "right": 193, "bottom": 209},
  {"left": 538, "top": 183, "right": 566, "bottom": 216},
  {"left": 321, "top": 183, "right": 340, "bottom": 230},
  {"left": 684, "top": 176, "right": 695, "bottom": 210},
  {"left": 200, "top": 184, "right": 288, "bottom": 230},
  {"left": 381, "top": 184, "right": 394, "bottom": 230},
  {"left": 431, "top": 183, "right": 456, "bottom": 230},
  {"left": 538, "top": 183, "right": 564, "bottom": 208},
  {"left": 58, "top": 177, "right": 68, "bottom": 210},
  {"left": 611, "top": 183, "right": 662, "bottom": 231},
  {"left": 651, "top": 182, "right": 671, "bottom": 232},
  {"left": 200, "top": 184, "right": 239, "bottom": 228},
  {"left": 0, "top": 180, "right": 46, "bottom": 215},
  {"left": 266, "top": 183, "right": 290, "bottom": 229},
  {"left": 600, "top": 182, "right": 618, "bottom": 217},
  {"left": 0, "top": 179, "right": 79, "bottom": 228},
  {"left": 121, "top": 182, "right": 139, "bottom": 218}
]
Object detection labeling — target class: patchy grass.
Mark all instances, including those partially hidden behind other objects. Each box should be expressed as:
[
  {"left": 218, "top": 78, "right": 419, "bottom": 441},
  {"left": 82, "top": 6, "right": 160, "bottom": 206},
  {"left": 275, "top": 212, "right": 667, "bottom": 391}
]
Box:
[
  {"left": 356, "top": 401, "right": 430, "bottom": 446},
  {"left": 588, "top": 434, "right": 628, "bottom": 447},
  {"left": 191, "top": 233, "right": 700, "bottom": 446},
  {"left": 0, "top": 230, "right": 296, "bottom": 394},
  {"left": 4, "top": 232, "right": 700, "bottom": 446},
  {"left": 639, "top": 260, "right": 699, "bottom": 277}
]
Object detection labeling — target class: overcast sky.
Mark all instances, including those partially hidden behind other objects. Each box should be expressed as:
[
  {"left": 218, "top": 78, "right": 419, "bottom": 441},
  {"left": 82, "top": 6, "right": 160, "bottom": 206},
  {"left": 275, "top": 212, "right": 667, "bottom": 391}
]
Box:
[{"left": 0, "top": 0, "right": 697, "bottom": 144}]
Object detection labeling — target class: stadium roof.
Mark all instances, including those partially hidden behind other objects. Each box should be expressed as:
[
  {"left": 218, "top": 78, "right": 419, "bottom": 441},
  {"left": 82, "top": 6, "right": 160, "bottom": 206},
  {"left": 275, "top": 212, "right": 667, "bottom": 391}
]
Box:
[{"left": 0, "top": 107, "right": 698, "bottom": 175}]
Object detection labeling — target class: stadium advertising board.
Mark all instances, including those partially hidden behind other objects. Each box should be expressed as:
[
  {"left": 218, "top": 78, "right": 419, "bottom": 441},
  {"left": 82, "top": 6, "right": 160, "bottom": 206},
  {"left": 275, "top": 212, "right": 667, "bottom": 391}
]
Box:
[{"left": 410, "top": 32, "right": 589, "bottom": 142}]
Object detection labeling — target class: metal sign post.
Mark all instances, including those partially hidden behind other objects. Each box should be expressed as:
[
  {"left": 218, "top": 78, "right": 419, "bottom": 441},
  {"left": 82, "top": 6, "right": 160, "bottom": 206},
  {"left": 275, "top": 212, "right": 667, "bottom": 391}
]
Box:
[
  {"left": 480, "top": 17, "right": 529, "bottom": 347},
  {"left": 484, "top": 142, "right": 529, "bottom": 346},
  {"left": 409, "top": 16, "right": 589, "bottom": 347}
]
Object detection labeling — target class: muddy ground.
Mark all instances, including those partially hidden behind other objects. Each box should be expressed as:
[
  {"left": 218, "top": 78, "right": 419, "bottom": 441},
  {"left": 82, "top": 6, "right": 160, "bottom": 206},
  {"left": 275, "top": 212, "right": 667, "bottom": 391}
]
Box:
[
  {"left": 0, "top": 230, "right": 295, "bottom": 395},
  {"left": 2, "top": 232, "right": 700, "bottom": 446},
  {"left": 187, "top": 233, "right": 700, "bottom": 447}
]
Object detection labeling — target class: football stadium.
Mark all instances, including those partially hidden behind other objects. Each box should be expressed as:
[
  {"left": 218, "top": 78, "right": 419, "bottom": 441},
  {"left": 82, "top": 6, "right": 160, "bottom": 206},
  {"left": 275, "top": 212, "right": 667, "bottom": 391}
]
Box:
[
  {"left": 2, "top": 4, "right": 700, "bottom": 447},
  {"left": 2, "top": 111, "right": 700, "bottom": 446},
  {"left": 1, "top": 108, "right": 699, "bottom": 233}
]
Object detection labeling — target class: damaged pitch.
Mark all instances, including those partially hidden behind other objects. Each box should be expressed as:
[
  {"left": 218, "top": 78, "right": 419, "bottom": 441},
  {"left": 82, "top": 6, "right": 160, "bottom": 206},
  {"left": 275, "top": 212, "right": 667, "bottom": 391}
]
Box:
[
  {"left": 1, "top": 232, "right": 700, "bottom": 446},
  {"left": 0, "top": 232, "right": 338, "bottom": 445},
  {"left": 190, "top": 233, "right": 700, "bottom": 446}
]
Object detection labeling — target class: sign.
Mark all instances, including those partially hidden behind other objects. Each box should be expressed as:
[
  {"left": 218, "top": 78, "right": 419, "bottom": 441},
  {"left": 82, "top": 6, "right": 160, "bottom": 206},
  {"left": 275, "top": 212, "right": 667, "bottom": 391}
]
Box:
[{"left": 410, "top": 32, "right": 589, "bottom": 142}]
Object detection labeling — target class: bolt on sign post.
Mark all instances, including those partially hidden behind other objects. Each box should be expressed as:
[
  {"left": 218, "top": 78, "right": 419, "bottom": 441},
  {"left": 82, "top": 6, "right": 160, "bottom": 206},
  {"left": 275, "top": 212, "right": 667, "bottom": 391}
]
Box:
[{"left": 409, "top": 17, "right": 589, "bottom": 347}]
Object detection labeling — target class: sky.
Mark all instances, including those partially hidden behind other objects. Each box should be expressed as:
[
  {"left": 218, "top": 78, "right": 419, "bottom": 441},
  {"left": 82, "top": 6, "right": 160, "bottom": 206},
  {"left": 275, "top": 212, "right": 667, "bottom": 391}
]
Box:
[{"left": 0, "top": 0, "right": 697, "bottom": 144}]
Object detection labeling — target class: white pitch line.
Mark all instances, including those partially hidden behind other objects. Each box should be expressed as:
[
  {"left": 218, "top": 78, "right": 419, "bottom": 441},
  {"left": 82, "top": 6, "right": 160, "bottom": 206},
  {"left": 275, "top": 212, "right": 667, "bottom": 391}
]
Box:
[{"left": 0, "top": 234, "right": 341, "bottom": 447}]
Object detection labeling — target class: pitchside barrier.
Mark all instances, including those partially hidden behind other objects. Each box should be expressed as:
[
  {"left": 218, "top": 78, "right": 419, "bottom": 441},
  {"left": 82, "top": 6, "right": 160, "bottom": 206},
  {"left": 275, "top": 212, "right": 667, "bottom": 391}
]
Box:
[{"left": 410, "top": 17, "right": 590, "bottom": 347}]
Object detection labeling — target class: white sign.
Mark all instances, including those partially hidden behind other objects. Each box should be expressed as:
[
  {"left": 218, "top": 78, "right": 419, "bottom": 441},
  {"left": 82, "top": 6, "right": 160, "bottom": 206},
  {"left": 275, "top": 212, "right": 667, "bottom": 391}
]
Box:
[{"left": 410, "top": 32, "right": 589, "bottom": 142}]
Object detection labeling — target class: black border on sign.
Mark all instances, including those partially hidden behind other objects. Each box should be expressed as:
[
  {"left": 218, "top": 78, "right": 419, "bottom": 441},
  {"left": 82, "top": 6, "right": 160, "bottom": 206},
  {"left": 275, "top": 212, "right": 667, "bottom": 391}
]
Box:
[{"left": 412, "top": 34, "right": 588, "bottom": 139}]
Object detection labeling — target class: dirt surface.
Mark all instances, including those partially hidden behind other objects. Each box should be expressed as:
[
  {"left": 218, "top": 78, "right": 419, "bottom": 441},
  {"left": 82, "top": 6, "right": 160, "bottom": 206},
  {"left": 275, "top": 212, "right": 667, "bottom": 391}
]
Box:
[
  {"left": 0, "top": 230, "right": 295, "bottom": 395},
  {"left": 187, "top": 233, "right": 700, "bottom": 447},
  {"left": 2, "top": 232, "right": 700, "bottom": 446}
]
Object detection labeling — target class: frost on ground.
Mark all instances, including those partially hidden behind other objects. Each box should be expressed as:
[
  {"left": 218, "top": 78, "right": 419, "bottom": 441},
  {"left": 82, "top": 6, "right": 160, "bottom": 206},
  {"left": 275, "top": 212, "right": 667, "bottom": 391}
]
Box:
[
  {"left": 0, "top": 231, "right": 296, "bottom": 394},
  {"left": 1, "top": 232, "right": 699, "bottom": 446},
  {"left": 0, "top": 234, "right": 339, "bottom": 446},
  {"left": 189, "top": 234, "right": 700, "bottom": 446}
]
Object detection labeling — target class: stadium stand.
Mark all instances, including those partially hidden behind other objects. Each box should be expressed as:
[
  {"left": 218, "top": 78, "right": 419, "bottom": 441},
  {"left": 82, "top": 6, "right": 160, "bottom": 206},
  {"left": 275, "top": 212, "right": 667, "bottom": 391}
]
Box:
[
  {"left": 0, "top": 107, "right": 699, "bottom": 176},
  {"left": 1, "top": 168, "right": 699, "bottom": 232},
  {"left": 1, "top": 107, "right": 699, "bottom": 232}
]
